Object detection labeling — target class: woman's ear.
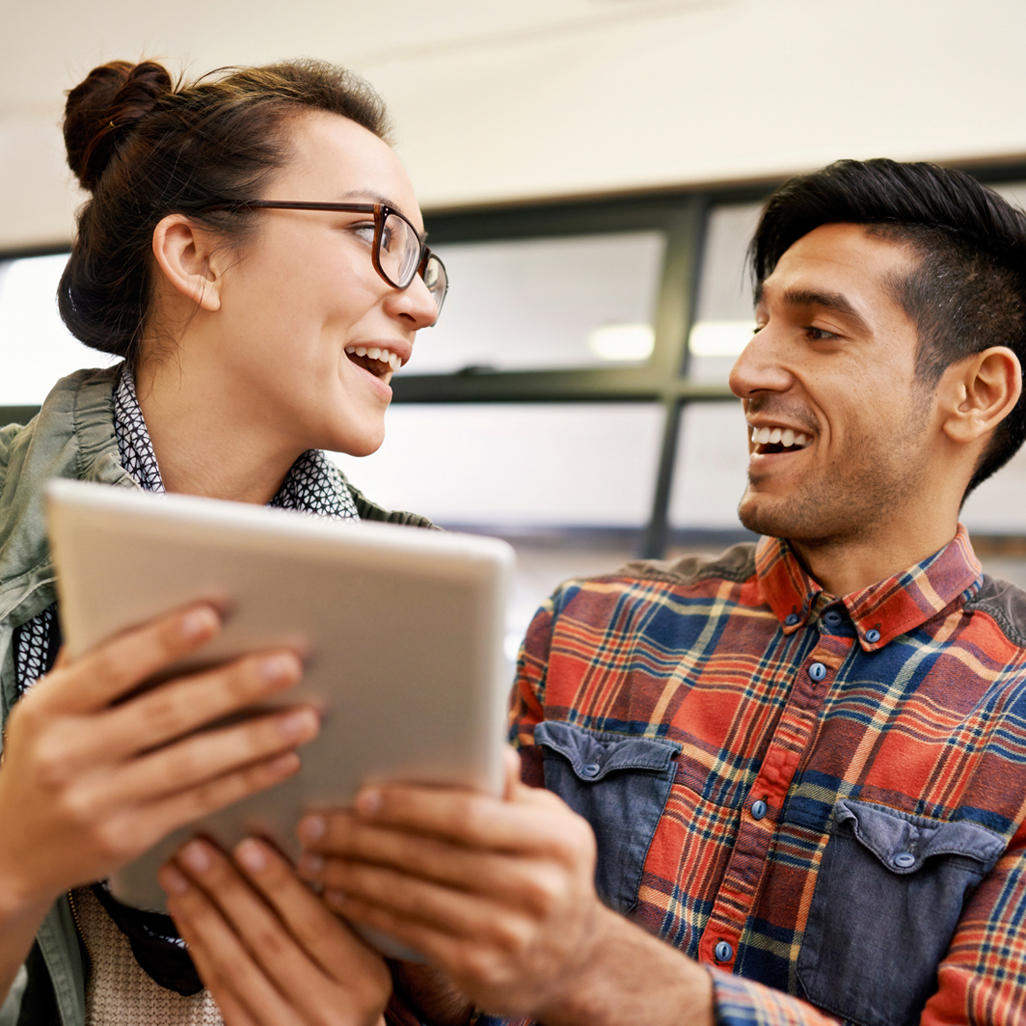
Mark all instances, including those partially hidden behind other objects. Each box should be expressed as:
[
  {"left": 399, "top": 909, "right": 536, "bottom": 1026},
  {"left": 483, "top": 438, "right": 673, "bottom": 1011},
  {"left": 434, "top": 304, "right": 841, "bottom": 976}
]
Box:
[
  {"left": 941, "top": 346, "right": 1022, "bottom": 445},
  {"left": 151, "top": 214, "right": 223, "bottom": 312}
]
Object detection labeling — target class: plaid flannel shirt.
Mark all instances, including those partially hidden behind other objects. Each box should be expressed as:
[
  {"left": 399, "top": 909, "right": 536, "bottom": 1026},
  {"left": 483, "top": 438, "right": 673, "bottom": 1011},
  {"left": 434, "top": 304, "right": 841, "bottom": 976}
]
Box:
[{"left": 497, "top": 526, "right": 1026, "bottom": 1026}]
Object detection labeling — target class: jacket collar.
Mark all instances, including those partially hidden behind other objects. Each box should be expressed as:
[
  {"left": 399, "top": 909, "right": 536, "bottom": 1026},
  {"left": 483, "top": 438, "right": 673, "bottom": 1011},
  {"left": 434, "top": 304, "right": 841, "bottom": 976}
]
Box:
[
  {"left": 756, "top": 525, "right": 983, "bottom": 651},
  {"left": 0, "top": 366, "right": 134, "bottom": 627}
]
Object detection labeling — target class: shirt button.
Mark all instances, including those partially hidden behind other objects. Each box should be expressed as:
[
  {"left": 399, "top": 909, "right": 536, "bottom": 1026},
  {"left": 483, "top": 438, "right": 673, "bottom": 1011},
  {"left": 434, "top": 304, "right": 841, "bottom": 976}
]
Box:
[
  {"left": 823, "top": 610, "right": 843, "bottom": 627},
  {"left": 808, "top": 662, "right": 827, "bottom": 682},
  {"left": 751, "top": 799, "right": 768, "bottom": 820},
  {"left": 784, "top": 613, "right": 800, "bottom": 626},
  {"left": 892, "top": 852, "right": 916, "bottom": 869},
  {"left": 714, "top": 940, "right": 734, "bottom": 963},
  {"left": 580, "top": 763, "right": 601, "bottom": 779},
  {"left": 865, "top": 628, "right": 882, "bottom": 643}
]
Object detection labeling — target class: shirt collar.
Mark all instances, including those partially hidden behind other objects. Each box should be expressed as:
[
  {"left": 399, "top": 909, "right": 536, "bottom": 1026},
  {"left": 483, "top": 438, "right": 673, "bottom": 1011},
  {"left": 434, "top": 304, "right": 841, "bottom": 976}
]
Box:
[{"left": 756, "top": 525, "right": 983, "bottom": 651}]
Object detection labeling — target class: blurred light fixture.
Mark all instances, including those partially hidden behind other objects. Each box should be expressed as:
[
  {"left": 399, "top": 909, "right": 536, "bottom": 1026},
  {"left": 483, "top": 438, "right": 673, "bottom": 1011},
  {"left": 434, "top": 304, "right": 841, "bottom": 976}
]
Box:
[
  {"left": 587, "top": 322, "right": 655, "bottom": 362},
  {"left": 688, "top": 320, "right": 753, "bottom": 357}
]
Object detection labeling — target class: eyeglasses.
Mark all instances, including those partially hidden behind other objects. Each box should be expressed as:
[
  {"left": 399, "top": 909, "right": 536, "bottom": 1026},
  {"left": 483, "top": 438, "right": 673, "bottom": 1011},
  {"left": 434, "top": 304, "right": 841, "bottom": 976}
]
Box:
[{"left": 216, "top": 201, "right": 448, "bottom": 316}]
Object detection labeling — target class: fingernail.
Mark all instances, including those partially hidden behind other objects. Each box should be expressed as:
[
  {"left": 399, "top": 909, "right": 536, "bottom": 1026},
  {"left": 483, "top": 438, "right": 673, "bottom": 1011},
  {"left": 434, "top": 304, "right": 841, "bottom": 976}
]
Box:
[
  {"left": 297, "top": 814, "right": 326, "bottom": 844},
  {"left": 235, "top": 838, "right": 268, "bottom": 873},
  {"left": 355, "top": 787, "right": 381, "bottom": 816},
  {"left": 181, "top": 607, "right": 218, "bottom": 641},
  {"left": 261, "top": 653, "right": 300, "bottom": 686},
  {"left": 180, "top": 840, "right": 212, "bottom": 873},
  {"left": 160, "top": 865, "right": 190, "bottom": 895},
  {"left": 267, "top": 751, "right": 301, "bottom": 777},
  {"left": 297, "top": 852, "right": 324, "bottom": 878},
  {"left": 278, "top": 708, "right": 319, "bottom": 739}
]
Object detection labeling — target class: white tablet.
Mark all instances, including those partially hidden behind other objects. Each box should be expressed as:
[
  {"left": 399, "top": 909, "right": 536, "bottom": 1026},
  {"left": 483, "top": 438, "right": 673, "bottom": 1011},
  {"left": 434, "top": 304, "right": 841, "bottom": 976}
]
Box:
[{"left": 45, "top": 478, "right": 514, "bottom": 916}]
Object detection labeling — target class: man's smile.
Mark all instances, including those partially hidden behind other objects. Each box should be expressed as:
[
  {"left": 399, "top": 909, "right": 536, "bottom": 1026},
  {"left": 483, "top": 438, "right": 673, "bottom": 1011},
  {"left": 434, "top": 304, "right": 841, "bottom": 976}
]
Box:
[{"left": 748, "top": 424, "right": 813, "bottom": 456}]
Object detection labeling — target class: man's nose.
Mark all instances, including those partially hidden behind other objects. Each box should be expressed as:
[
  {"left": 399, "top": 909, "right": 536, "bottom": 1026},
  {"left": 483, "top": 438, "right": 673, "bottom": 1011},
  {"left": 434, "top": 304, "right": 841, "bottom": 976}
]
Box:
[{"left": 728, "top": 326, "right": 793, "bottom": 399}]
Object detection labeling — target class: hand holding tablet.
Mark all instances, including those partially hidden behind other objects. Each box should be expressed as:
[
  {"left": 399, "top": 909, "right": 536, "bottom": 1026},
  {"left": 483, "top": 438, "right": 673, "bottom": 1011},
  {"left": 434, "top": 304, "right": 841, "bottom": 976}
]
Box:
[{"left": 45, "top": 479, "right": 514, "bottom": 921}]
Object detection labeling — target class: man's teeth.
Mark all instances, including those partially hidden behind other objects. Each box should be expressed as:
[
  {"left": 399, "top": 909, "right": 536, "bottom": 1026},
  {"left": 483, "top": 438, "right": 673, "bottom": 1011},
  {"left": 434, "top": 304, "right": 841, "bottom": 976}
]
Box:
[
  {"left": 750, "top": 426, "right": 811, "bottom": 448},
  {"left": 345, "top": 346, "right": 402, "bottom": 372}
]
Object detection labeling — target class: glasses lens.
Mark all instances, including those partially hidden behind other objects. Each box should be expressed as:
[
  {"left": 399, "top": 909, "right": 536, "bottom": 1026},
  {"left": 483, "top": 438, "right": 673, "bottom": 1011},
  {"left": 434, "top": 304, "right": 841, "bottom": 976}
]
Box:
[
  {"left": 378, "top": 210, "right": 421, "bottom": 288},
  {"left": 422, "top": 255, "right": 448, "bottom": 313}
]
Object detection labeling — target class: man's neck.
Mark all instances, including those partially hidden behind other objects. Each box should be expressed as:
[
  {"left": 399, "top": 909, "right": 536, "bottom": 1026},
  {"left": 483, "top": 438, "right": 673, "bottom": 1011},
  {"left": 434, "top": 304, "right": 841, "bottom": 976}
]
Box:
[{"left": 789, "top": 516, "right": 960, "bottom": 596}]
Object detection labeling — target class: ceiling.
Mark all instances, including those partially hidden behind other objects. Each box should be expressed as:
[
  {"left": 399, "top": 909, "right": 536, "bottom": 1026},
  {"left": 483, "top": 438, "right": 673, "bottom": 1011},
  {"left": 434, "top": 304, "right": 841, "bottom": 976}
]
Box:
[
  {"left": 4, "top": 0, "right": 1026, "bottom": 252},
  {"left": 0, "top": 0, "right": 730, "bottom": 249}
]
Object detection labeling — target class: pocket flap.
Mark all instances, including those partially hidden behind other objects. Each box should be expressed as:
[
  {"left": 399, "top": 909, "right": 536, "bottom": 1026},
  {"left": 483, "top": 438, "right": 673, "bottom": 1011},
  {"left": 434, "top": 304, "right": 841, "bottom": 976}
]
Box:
[
  {"left": 534, "top": 721, "right": 679, "bottom": 782},
  {"left": 834, "top": 799, "right": 1004, "bottom": 874}
]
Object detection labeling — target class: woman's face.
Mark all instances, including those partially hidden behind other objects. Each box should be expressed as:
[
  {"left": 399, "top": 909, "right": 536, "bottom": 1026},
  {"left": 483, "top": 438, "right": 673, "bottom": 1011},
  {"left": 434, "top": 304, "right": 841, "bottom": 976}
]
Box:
[{"left": 210, "top": 110, "right": 439, "bottom": 459}]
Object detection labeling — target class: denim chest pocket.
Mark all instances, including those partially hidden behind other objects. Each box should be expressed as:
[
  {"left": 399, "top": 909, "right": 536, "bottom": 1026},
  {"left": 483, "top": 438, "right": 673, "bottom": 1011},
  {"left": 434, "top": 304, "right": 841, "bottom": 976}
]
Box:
[
  {"left": 534, "top": 721, "right": 680, "bottom": 914},
  {"left": 797, "top": 799, "right": 1004, "bottom": 1026}
]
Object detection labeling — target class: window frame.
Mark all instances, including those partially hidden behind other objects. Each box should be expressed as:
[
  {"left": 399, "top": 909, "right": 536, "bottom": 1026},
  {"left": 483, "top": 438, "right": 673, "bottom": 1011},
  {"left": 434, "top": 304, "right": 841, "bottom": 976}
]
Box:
[{"left": 8, "top": 160, "right": 1026, "bottom": 558}]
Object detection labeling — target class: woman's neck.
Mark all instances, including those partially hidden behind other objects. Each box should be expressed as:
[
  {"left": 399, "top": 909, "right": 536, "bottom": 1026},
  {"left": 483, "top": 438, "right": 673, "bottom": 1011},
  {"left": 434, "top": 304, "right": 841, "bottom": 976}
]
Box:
[{"left": 132, "top": 357, "right": 298, "bottom": 505}]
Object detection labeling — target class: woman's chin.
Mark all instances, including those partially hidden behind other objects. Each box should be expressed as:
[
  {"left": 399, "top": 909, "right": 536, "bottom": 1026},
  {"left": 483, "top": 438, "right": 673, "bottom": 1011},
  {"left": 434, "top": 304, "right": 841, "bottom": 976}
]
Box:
[{"left": 329, "top": 428, "right": 386, "bottom": 459}]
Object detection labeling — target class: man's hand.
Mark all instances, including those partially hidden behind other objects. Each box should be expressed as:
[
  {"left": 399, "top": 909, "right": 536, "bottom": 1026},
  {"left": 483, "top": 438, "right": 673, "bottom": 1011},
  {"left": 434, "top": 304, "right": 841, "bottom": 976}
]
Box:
[
  {"left": 294, "top": 748, "right": 609, "bottom": 1019},
  {"left": 160, "top": 838, "right": 390, "bottom": 1026}
]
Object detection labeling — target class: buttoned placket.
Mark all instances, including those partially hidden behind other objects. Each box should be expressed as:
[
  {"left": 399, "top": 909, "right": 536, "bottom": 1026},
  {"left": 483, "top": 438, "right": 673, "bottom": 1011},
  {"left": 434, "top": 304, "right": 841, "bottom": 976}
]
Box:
[{"left": 697, "top": 605, "right": 854, "bottom": 970}]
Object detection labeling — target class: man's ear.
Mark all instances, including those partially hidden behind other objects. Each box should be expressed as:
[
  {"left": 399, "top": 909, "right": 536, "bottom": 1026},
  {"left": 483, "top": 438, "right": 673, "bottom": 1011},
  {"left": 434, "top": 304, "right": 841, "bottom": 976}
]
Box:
[
  {"left": 151, "top": 214, "right": 224, "bottom": 312},
  {"left": 941, "top": 346, "right": 1022, "bottom": 445}
]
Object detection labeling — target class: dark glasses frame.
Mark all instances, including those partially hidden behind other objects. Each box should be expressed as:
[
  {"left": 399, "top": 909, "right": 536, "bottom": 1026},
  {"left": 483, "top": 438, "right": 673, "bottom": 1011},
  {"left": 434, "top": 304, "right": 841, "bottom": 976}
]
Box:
[{"left": 209, "top": 200, "right": 448, "bottom": 313}]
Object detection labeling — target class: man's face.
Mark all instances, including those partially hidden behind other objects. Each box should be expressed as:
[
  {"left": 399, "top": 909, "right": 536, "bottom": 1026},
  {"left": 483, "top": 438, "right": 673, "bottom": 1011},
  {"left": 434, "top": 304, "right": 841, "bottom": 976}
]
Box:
[{"left": 728, "top": 222, "right": 937, "bottom": 550}]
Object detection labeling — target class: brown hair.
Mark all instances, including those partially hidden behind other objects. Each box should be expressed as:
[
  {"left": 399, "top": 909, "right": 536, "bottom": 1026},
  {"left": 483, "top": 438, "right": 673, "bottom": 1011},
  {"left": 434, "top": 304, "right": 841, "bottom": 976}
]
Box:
[{"left": 58, "top": 58, "right": 392, "bottom": 367}]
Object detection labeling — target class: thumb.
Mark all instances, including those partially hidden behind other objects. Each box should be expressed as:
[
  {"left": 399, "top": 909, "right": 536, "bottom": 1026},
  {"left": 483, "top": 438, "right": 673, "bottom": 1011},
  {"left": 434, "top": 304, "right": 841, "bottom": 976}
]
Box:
[{"left": 502, "top": 745, "right": 523, "bottom": 800}]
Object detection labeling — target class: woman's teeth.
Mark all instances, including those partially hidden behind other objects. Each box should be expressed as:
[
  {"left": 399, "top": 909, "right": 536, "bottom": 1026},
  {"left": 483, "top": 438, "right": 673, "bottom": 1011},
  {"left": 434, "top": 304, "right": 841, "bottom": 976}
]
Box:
[
  {"left": 750, "top": 426, "right": 811, "bottom": 449},
  {"left": 345, "top": 346, "right": 402, "bottom": 372}
]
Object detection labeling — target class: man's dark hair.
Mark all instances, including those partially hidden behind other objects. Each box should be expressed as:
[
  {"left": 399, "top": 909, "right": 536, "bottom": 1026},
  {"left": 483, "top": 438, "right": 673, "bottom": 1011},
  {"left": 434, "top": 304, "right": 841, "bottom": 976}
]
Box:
[{"left": 749, "top": 158, "right": 1026, "bottom": 495}]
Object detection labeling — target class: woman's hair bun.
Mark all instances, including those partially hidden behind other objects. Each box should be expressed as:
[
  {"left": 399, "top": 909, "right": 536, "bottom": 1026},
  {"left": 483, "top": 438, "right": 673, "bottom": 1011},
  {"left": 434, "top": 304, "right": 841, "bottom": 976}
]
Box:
[{"left": 63, "top": 60, "right": 174, "bottom": 191}]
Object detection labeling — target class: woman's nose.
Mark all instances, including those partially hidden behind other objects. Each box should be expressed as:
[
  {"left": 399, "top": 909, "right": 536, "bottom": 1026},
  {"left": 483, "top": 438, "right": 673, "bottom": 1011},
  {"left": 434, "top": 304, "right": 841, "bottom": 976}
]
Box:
[{"left": 388, "top": 272, "right": 440, "bottom": 331}]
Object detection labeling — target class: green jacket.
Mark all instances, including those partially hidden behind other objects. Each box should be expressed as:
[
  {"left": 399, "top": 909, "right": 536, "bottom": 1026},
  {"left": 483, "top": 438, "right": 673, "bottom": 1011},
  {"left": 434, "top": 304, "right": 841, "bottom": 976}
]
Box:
[{"left": 0, "top": 365, "right": 433, "bottom": 1025}]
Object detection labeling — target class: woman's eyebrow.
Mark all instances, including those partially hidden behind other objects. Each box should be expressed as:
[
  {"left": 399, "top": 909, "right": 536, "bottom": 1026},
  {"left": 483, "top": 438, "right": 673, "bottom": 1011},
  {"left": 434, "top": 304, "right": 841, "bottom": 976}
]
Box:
[
  {"left": 335, "top": 189, "right": 427, "bottom": 240},
  {"left": 337, "top": 188, "right": 397, "bottom": 207}
]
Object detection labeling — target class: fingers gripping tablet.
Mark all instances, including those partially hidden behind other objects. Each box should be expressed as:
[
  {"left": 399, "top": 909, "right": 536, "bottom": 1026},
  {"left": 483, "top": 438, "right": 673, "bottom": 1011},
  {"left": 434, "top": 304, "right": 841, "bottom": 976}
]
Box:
[{"left": 45, "top": 479, "right": 513, "bottom": 958}]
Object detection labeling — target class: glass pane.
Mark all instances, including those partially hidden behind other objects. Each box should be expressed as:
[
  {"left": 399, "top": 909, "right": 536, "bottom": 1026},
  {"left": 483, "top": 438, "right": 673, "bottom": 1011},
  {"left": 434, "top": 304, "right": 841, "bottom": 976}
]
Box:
[
  {"left": 962, "top": 443, "right": 1026, "bottom": 535},
  {"left": 0, "top": 253, "right": 118, "bottom": 405},
  {"left": 969, "top": 179, "right": 1026, "bottom": 571},
  {"left": 667, "top": 401, "right": 749, "bottom": 532},
  {"left": 687, "top": 202, "right": 762, "bottom": 385},
  {"left": 498, "top": 532, "right": 642, "bottom": 662},
  {"left": 332, "top": 402, "right": 664, "bottom": 528},
  {"left": 333, "top": 402, "right": 660, "bottom": 657},
  {"left": 991, "top": 180, "right": 1026, "bottom": 208},
  {"left": 413, "top": 231, "right": 666, "bottom": 374}
]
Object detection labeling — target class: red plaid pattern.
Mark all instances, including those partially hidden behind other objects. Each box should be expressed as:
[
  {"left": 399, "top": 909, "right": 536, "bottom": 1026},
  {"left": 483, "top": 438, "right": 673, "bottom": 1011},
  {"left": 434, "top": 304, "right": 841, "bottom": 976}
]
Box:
[{"left": 506, "top": 526, "right": 1026, "bottom": 1025}]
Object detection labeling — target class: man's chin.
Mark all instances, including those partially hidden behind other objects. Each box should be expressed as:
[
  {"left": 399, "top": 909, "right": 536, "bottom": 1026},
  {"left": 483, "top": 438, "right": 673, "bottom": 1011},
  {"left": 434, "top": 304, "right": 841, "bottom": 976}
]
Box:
[{"left": 738, "top": 495, "right": 793, "bottom": 540}]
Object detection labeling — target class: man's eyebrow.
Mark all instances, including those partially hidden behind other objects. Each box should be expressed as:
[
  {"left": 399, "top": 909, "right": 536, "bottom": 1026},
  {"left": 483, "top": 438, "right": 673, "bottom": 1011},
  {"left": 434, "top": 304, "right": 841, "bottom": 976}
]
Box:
[{"left": 755, "top": 284, "right": 870, "bottom": 332}]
